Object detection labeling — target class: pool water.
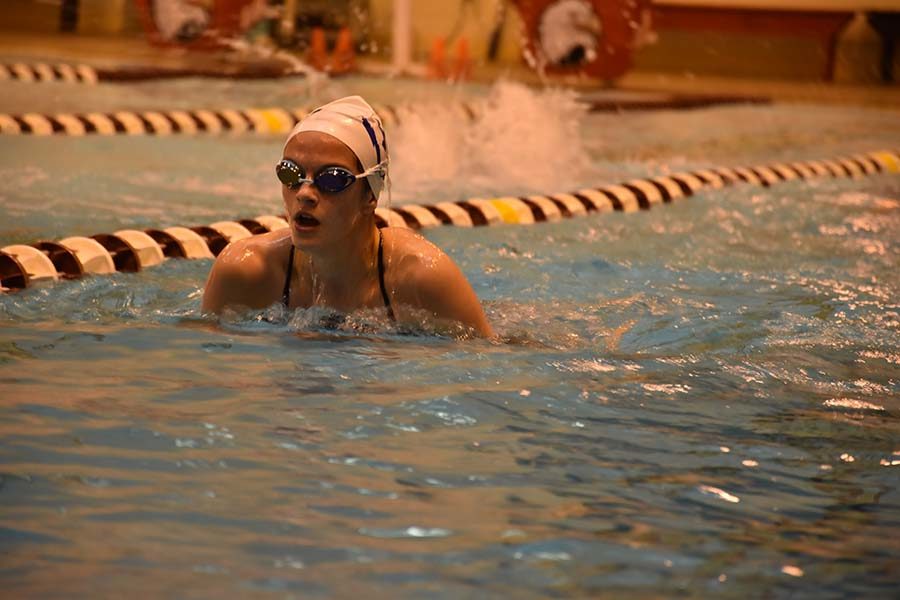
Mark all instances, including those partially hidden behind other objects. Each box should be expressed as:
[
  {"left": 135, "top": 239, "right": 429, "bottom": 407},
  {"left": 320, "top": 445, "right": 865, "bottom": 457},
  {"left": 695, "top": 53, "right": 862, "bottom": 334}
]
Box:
[{"left": 1, "top": 76, "right": 899, "bottom": 598}]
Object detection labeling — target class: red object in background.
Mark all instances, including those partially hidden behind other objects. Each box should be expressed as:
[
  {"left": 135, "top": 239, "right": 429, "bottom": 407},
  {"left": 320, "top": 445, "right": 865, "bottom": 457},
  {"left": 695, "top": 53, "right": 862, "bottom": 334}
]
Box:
[
  {"left": 133, "top": 0, "right": 259, "bottom": 48},
  {"left": 453, "top": 37, "right": 472, "bottom": 81},
  {"left": 428, "top": 37, "right": 448, "bottom": 79},
  {"left": 428, "top": 37, "right": 472, "bottom": 81},
  {"left": 209, "top": 0, "right": 247, "bottom": 37},
  {"left": 330, "top": 27, "right": 356, "bottom": 74},
  {"left": 513, "top": 0, "right": 650, "bottom": 81},
  {"left": 308, "top": 27, "right": 329, "bottom": 70}
]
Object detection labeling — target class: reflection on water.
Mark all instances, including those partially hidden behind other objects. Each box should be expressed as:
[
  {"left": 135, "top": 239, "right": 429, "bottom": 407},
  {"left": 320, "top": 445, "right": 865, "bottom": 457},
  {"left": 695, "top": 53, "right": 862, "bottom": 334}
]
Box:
[{"left": 2, "top": 81, "right": 900, "bottom": 596}]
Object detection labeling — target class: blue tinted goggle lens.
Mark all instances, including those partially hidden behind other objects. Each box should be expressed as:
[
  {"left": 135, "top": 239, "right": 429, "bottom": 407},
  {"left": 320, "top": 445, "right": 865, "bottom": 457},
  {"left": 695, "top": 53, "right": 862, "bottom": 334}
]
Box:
[{"left": 275, "top": 159, "right": 358, "bottom": 193}]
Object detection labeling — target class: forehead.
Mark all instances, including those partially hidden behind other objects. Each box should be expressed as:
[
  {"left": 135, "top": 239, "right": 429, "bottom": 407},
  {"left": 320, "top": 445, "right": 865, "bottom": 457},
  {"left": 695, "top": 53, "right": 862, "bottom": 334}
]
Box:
[{"left": 283, "top": 131, "right": 358, "bottom": 168}]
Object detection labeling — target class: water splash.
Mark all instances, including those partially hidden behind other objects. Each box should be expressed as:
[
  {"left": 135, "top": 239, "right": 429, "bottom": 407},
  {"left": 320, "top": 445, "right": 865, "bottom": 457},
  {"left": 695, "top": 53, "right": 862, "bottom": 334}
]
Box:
[{"left": 389, "top": 81, "right": 592, "bottom": 203}]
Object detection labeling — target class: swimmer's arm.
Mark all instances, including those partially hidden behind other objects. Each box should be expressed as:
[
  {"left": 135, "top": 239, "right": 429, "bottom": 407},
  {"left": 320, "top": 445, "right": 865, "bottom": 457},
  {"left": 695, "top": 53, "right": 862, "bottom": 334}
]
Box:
[
  {"left": 402, "top": 253, "right": 494, "bottom": 338},
  {"left": 201, "top": 242, "right": 277, "bottom": 315}
]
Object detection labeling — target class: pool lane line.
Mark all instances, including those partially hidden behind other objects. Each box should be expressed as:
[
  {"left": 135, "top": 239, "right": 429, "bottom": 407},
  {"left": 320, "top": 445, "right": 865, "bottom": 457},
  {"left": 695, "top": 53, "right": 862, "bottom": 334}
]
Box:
[
  {"left": 0, "top": 62, "right": 313, "bottom": 84},
  {"left": 3, "top": 99, "right": 770, "bottom": 137},
  {"left": 0, "top": 95, "right": 778, "bottom": 137},
  {"left": 382, "top": 150, "right": 897, "bottom": 228},
  {"left": 1, "top": 218, "right": 279, "bottom": 291},
  {"left": 0, "top": 106, "right": 312, "bottom": 136},
  {"left": 1, "top": 94, "right": 757, "bottom": 137},
  {"left": 0, "top": 102, "right": 478, "bottom": 136},
  {"left": 1, "top": 150, "right": 897, "bottom": 292},
  {"left": 0, "top": 62, "right": 98, "bottom": 84}
]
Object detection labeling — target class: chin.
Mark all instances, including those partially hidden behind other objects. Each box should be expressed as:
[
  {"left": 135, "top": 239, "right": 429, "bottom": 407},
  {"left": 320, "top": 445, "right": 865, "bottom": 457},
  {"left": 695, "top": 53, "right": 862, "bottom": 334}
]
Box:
[{"left": 290, "top": 229, "right": 328, "bottom": 252}]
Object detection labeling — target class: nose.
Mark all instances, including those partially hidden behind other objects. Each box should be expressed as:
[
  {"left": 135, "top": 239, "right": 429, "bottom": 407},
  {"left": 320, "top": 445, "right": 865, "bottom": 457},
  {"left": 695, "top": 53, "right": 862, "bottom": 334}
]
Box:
[{"left": 286, "top": 181, "right": 319, "bottom": 209}]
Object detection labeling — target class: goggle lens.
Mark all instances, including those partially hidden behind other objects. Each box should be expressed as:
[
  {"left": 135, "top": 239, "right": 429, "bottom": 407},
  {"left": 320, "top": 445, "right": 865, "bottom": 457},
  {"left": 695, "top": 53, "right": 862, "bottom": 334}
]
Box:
[
  {"left": 276, "top": 159, "right": 360, "bottom": 194},
  {"left": 315, "top": 168, "right": 357, "bottom": 193},
  {"left": 275, "top": 159, "right": 302, "bottom": 186}
]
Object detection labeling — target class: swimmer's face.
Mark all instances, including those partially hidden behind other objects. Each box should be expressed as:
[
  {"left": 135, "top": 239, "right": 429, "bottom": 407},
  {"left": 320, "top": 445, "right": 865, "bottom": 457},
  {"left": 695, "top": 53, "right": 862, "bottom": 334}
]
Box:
[{"left": 281, "top": 131, "right": 376, "bottom": 250}]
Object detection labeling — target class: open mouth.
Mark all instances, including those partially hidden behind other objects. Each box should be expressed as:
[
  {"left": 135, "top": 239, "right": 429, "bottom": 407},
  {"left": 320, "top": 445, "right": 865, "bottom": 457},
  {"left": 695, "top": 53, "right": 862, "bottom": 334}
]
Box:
[{"left": 293, "top": 213, "right": 320, "bottom": 228}]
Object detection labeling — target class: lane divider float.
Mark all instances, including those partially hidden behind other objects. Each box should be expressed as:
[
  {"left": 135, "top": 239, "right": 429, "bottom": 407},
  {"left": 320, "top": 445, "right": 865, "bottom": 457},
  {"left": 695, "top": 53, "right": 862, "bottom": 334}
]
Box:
[
  {"left": 0, "top": 61, "right": 310, "bottom": 84},
  {"left": 0, "top": 105, "right": 313, "bottom": 136},
  {"left": 0, "top": 92, "right": 766, "bottom": 137},
  {"left": 0, "top": 102, "right": 476, "bottom": 137},
  {"left": 1, "top": 150, "right": 896, "bottom": 292},
  {"left": 0, "top": 62, "right": 98, "bottom": 84}
]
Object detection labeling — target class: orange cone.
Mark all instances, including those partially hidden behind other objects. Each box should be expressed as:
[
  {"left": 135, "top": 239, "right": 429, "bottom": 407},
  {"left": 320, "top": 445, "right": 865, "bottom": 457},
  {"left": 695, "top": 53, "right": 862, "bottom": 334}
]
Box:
[
  {"left": 308, "top": 27, "right": 328, "bottom": 71},
  {"left": 330, "top": 27, "right": 356, "bottom": 74},
  {"left": 428, "top": 37, "right": 448, "bottom": 79},
  {"left": 453, "top": 37, "right": 472, "bottom": 81}
]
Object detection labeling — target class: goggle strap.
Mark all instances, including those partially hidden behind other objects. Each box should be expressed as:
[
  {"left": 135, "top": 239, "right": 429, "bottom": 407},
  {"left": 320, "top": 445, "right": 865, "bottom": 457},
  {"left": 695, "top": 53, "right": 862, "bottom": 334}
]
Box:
[{"left": 357, "top": 160, "right": 387, "bottom": 180}]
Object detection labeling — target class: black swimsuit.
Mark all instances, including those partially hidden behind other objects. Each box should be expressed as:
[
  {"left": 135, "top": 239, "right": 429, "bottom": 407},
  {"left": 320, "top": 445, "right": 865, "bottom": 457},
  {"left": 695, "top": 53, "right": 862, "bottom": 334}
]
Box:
[{"left": 282, "top": 229, "right": 395, "bottom": 321}]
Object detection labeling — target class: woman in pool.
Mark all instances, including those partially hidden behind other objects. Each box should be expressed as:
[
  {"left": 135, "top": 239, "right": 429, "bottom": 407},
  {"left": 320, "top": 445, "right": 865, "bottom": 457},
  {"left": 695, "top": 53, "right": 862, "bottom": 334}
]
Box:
[{"left": 202, "top": 95, "right": 494, "bottom": 337}]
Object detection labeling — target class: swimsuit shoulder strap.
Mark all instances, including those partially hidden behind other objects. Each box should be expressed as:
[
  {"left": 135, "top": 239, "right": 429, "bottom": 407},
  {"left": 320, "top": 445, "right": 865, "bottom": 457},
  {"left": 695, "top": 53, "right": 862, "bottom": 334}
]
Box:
[
  {"left": 282, "top": 246, "right": 294, "bottom": 308},
  {"left": 378, "top": 229, "right": 395, "bottom": 321},
  {"left": 284, "top": 235, "right": 393, "bottom": 319}
]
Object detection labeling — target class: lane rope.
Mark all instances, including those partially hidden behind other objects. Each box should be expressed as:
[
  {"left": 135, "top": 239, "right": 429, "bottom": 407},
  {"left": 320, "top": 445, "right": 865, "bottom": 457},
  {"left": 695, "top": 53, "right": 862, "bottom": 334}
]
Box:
[
  {"left": 1, "top": 149, "right": 896, "bottom": 292},
  {"left": 0, "top": 92, "right": 768, "bottom": 137},
  {"left": 0, "top": 62, "right": 98, "bottom": 84},
  {"left": 0, "top": 105, "right": 312, "bottom": 136},
  {"left": 0, "top": 61, "right": 312, "bottom": 84}
]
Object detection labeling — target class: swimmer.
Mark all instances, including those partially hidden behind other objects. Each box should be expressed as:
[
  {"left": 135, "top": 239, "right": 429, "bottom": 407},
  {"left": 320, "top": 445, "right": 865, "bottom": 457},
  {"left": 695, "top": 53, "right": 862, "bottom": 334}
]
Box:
[{"left": 202, "top": 95, "right": 494, "bottom": 337}]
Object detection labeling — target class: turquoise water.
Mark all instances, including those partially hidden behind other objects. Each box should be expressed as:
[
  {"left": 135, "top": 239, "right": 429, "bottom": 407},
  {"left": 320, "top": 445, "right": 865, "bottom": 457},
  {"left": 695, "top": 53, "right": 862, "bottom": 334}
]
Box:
[{"left": 1, "top": 77, "right": 899, "bottom": 597}]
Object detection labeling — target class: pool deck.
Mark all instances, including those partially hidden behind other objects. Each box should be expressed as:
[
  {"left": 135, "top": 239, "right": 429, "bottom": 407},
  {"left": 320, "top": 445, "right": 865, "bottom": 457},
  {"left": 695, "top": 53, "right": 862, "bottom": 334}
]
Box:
[{"left": 1, "top": 32, "right": 899, "bottom": 111}]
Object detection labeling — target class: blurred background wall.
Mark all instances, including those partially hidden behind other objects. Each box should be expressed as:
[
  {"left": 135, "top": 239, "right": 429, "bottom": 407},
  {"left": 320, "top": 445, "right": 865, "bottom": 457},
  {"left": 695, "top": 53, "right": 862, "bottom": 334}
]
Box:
[
  {"left": 0, "top": 0, "right": 895, "bottom": 83},
  {"left": 2, "top": 0, "right": 143, "bottom": 35}
]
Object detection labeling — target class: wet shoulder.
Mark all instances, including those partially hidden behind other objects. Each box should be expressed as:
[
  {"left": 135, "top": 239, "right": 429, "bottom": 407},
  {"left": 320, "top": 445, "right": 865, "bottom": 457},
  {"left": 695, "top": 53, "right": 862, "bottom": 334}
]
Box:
[
  {"left": 378, "top": 226, "right": 493, "bottom": 337},
  {"left": 213, "top": 228, "right": 291, "bottom": 287},
  {"left": 380, "top": 226, "right": 457, "bottom": 294},
  {"left": 381, "top": 226, "right": 445, "bottom": 271},
  {"left": 202, "top": 229, "right": 293, "bottom": 313}
]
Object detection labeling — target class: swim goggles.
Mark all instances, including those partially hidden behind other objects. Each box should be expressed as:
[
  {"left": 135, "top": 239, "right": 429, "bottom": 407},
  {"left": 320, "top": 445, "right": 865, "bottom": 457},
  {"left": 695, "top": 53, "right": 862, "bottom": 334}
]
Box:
[{"left": 275, "top": 158, "right": 383, "bottom": 194}]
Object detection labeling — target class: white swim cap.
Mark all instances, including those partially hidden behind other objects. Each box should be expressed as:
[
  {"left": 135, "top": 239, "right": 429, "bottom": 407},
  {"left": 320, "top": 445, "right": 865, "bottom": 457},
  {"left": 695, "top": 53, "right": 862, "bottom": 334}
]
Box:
[{"left": 284, "top": 95, "right": 389, "bottom": 200}]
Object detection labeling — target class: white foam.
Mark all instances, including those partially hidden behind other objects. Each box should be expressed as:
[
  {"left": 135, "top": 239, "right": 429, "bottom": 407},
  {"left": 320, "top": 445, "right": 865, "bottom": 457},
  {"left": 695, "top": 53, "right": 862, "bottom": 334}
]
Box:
[{"left": 389, "top": 81, "right": 591, "bottom": 204}]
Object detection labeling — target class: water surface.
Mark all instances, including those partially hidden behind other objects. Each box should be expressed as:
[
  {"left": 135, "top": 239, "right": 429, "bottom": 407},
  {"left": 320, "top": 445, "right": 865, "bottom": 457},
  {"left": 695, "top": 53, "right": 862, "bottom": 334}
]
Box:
[{"left": 1, "top": 77, "right": 899, "bottom": 598}]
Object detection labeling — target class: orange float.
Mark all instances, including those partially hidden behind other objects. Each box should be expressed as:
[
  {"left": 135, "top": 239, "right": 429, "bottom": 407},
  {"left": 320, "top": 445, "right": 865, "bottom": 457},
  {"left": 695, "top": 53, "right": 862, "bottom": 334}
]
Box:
[
  {"left": 453, "top": 37, "right": 472, "bottom": 81},
  {"left": 330, "top": 27, "right": 357, "bottom": 74},
  {"left": 512, "top": 0, "right": 651, "bottom": 81},
  {"left": 427, "top": 37, "right": 448, "bottom": 80},
  {"left": 308, "top": 27, "right": 329, "bottom": 70}
]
